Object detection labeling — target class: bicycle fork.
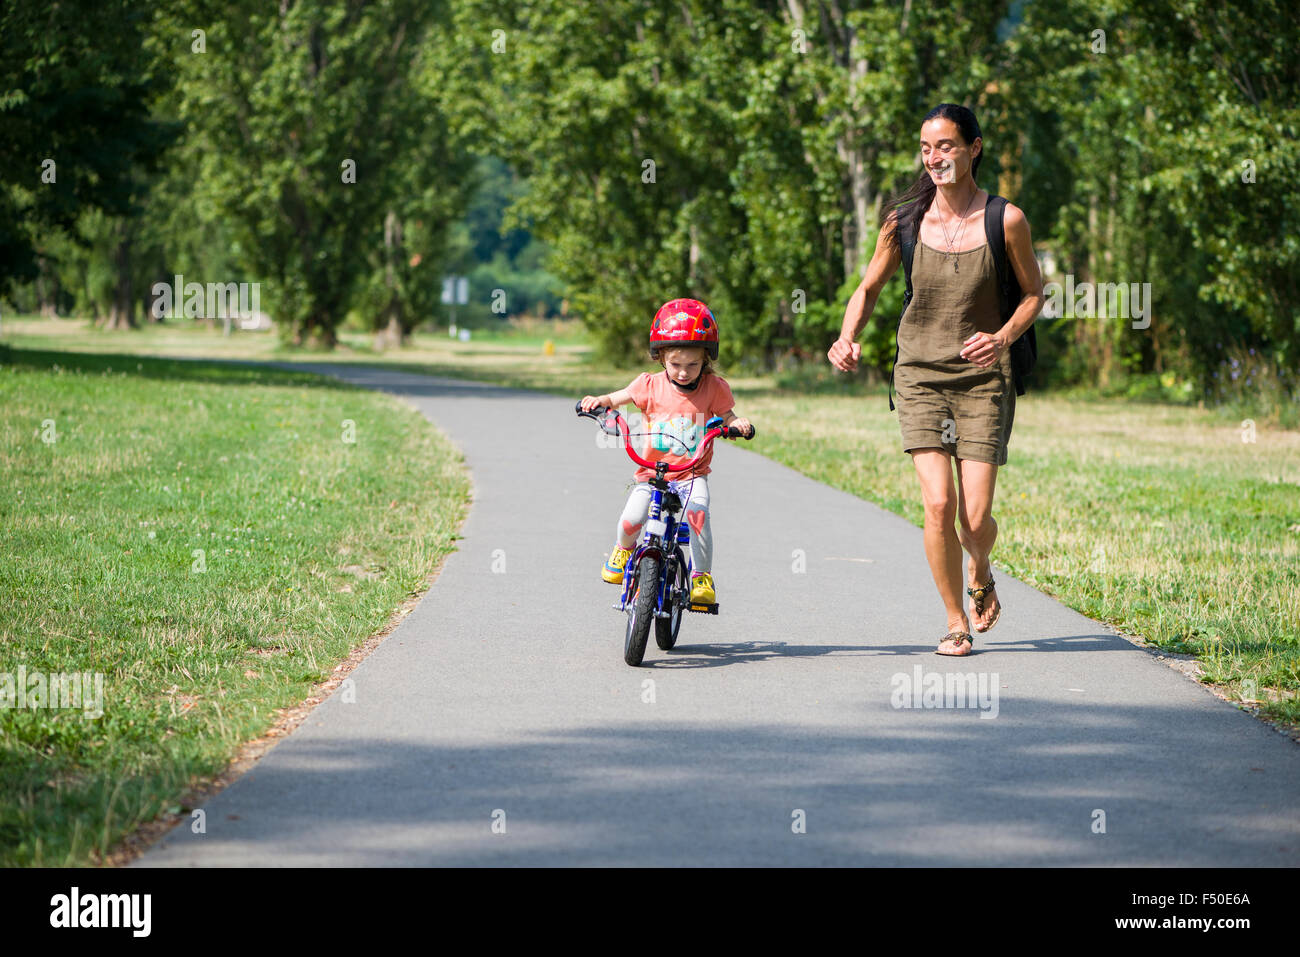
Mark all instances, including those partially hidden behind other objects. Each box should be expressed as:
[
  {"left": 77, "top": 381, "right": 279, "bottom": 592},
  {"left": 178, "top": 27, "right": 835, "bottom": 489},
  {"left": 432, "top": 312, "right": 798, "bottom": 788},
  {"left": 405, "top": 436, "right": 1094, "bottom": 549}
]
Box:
[{"left": 614, "top": 492, "right": 692, "bottom": 617}]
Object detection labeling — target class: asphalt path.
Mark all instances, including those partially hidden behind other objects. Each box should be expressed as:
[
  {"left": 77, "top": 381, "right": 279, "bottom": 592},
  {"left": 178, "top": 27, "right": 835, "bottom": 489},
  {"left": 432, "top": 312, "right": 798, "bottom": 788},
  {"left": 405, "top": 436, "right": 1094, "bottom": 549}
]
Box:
[{"left": 138, "top": 362, "right": 1300, "bottom": 866}]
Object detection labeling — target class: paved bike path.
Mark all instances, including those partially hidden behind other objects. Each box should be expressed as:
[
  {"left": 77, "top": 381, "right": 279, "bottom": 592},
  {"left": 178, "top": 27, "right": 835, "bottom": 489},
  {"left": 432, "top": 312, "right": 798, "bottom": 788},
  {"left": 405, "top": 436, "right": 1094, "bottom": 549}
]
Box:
[{"left": 139, "top": 363, "right": 1300, "bottom": 866}]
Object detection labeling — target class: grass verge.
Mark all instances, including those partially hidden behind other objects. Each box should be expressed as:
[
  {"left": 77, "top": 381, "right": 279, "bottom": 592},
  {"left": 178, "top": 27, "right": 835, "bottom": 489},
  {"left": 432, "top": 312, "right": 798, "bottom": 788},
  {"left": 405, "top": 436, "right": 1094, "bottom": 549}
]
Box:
[{"left": 0, "top": 347, "right": 470, "bottom": 865}]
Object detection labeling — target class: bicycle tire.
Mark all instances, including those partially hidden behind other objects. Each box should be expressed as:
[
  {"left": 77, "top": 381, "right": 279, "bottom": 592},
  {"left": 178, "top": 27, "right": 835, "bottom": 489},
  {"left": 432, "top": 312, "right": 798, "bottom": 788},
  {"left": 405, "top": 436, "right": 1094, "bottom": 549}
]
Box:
[
  {"left": 624, "top": 554, "right": 659, "bottom": 666},
  {"left": 655, "top": 556, "right": 686, "bottom": 650}
]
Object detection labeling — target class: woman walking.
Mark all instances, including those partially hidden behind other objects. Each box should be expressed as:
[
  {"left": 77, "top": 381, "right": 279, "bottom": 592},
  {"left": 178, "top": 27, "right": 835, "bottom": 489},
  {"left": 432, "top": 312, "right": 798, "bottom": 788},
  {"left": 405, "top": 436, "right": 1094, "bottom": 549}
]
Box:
[{"left": 828, "top": 104, "right": 1044, "bottom": 656}]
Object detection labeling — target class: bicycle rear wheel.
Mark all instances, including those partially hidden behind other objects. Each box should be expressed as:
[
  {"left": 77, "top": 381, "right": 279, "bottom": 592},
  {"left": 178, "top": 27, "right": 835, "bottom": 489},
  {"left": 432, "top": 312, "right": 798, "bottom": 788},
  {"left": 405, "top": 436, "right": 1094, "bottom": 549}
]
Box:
[{"left": 624, "top": 554, "right": 659, "bottom": 667}]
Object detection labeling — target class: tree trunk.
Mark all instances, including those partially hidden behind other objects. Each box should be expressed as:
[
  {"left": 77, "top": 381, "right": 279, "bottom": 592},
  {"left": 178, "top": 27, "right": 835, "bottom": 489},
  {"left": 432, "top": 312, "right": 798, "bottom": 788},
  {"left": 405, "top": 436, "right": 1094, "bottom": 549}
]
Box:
[
  {"left": 105, "top": 226, "right": 136, "bottom": 330},
  {"left": 839, "top": 141, "right": 874, "bottom": 279},
  {"left": 294, "top": 311, "right": 337, "bottom": 348},
  {"left": 1000, "top": 130, "right": 1025, "bottom": 203},
  {"left": 36, "top": 256, "right": 59, "bottom": 318},
  {"left": 375, "top": 312, "right": 405, "bottom": 350},
  {"left": 836, "top": 33, "right": 873, "bottom": 279},
  {"left": 373, "top": 209, "right": 408, "bottom": 350},
  {"left": 1101, "top": 171, "right": 1117, "bottom": 381},
  {"left": 144, "top": 276, "right": 163, "bottom": 322},
  {"left": 1084, "top": 193, "right": 1111, "bottom": 387},
  {"left": 787, "top": 0, "right": 878, "bottom": 282}
]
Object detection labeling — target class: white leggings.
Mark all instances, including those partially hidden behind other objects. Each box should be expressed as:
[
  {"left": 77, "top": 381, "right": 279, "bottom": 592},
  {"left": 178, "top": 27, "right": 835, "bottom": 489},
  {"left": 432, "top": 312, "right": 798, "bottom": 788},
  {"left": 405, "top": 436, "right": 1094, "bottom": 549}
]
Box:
[{"left": 615, "top": 477, "right": 712, "bottom": 575}]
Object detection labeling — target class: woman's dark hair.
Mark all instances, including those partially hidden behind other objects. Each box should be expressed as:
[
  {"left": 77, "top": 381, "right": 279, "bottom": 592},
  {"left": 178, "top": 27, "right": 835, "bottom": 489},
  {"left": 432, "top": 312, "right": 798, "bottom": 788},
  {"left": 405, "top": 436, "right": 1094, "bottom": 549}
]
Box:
[{"left": 880, "top": 104, "right": 984, "bottom": 252}]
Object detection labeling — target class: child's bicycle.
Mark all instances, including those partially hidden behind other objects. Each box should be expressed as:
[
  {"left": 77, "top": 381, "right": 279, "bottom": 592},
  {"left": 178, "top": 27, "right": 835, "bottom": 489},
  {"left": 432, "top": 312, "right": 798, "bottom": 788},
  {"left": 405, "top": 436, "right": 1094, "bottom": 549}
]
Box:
[{"left": 574, "top": 401, "right": 755, "bottom": 666}]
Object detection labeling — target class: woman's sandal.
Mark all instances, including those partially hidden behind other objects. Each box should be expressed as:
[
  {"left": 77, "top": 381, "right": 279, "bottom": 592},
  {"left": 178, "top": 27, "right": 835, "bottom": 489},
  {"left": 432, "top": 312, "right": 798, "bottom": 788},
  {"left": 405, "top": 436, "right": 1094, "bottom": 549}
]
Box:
[
  {"left": 967, "top": 577, "right": 1001, "bottom": 634},
  {"left": 935, "top": 631, "right": 973, "bottom": 656}
]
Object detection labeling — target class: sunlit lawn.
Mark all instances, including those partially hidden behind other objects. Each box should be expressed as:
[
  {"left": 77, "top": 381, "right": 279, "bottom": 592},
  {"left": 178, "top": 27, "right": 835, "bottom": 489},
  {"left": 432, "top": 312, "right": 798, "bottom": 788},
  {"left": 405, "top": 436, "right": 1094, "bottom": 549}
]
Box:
[{"left": 0, "top": 345, "right": 469, "bottom": 864}]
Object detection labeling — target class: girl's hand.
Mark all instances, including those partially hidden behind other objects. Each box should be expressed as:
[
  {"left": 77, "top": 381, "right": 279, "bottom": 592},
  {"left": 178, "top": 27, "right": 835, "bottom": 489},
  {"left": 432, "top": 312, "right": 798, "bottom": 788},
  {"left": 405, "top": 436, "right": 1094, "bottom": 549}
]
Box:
[
  {"left": 580, "top": 394, "right": 607, "bottom": 411},
  {"left": 960, "top": 332, "right": 1006, "bottom": 368},
  {"left": 828, "top": 337, "right": 861, "bottom": 372},
  {"left": 730, "top": 416, "right": 754, "bottom": 438}
]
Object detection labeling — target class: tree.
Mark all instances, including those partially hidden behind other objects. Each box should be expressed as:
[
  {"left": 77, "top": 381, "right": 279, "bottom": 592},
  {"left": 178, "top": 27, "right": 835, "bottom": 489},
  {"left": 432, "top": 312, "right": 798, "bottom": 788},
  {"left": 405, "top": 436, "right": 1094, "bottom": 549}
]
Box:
[
  {"left": 0, "top": 0, "right": 176, "bottom": 304},
  {"left": 170, "top": 0, "right": 470, "bottom": 346},
  {"left": 1004, "top": 0, "right": 1300, "bottom": 393},
  {"left": 448, "top": 0, "right": 1014, "bottom": 369},
  {"left": 351, "top": 21, "right": 477, "bottom": 347}
]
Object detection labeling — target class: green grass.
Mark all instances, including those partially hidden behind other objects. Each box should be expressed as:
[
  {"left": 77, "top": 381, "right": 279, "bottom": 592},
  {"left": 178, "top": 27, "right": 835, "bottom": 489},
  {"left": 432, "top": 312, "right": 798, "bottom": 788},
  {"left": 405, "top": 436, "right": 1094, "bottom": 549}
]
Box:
[
  {"left": 0, "top": 347, "right": 470, "bottom": 865},
  {"left": 4, "top": 316, "right": 1298, "bottom": 735},
  {"left": 428, "top": 314, "right": 589, "bottom": 348},
  {"left": 0, "top": 315, "right": 622, "bottom": 395}
]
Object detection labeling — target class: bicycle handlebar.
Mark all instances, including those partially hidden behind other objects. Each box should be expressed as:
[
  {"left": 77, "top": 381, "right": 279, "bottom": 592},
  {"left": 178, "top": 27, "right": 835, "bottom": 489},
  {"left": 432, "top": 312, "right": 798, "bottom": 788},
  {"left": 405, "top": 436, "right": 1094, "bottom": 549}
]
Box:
[{"left": 574, "top": 400, "right": 754, "bottom": 472}]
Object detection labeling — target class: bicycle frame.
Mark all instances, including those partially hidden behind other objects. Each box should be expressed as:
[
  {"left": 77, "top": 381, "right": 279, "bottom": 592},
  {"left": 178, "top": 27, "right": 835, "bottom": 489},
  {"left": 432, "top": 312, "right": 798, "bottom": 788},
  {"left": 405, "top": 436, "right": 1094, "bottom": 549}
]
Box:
[{"left": 616, "top": 477, "right": 695, "bottom": 617}]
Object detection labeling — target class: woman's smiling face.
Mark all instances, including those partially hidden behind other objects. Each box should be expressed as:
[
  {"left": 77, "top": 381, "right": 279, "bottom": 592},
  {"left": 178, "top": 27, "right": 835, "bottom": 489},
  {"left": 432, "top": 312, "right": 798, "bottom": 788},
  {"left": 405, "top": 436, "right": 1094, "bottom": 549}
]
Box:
[{"left": 920, "top": 117, "right": 980, "bottom": 186}]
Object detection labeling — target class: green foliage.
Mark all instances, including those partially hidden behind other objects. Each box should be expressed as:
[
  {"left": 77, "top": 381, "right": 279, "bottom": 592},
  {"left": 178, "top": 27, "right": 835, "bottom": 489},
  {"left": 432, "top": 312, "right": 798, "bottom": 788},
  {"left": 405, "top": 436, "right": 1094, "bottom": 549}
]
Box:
[
  {"left": 1004, "top": 0, "right": 1300, "bottom": 398},
  {"left": 166, "top": 0, "right": 471, "bottom": 345},
  {"left": 440, "top": 156, "right": 564, "bottom": 324},
  {"left": 348, "top": 20, "right": 480, "bottom": 340},
  {"left": 446, "top": 1, "right": 763, "bottom": 360},
  {"left": 447, "top": 0, "right": 1013, "bottom": 369},
  {"left": 3, "top": 0, "right": 1298, "bottom": 400},
  {"left": 0, "top": 0, "right": 178, "bottom": 299}
]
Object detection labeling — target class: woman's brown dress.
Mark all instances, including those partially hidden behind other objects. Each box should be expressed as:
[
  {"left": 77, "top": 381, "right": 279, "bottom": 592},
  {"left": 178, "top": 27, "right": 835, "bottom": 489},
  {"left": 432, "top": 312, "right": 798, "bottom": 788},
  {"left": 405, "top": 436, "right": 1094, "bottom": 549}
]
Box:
[{"left": 894, "top": 238, "right": 1015, "bottom": 466}]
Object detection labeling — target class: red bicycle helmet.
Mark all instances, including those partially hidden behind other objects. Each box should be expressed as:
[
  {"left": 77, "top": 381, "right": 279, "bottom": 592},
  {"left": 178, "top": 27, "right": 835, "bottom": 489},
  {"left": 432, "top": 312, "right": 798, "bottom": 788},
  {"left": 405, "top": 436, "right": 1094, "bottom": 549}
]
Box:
[{"left": 649, "top": 298, "right": 719, "bottom": 359}]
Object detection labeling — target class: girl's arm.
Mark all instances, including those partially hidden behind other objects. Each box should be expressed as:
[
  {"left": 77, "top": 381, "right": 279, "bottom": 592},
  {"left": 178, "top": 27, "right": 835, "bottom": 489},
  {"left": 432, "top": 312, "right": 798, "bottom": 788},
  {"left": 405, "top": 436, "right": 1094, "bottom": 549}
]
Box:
[
  {"left": 719, "top": 409, "right": 753, "bottom": 435},
  {"left": 580, "top": 387, "right": 633, "bottom": 411}
]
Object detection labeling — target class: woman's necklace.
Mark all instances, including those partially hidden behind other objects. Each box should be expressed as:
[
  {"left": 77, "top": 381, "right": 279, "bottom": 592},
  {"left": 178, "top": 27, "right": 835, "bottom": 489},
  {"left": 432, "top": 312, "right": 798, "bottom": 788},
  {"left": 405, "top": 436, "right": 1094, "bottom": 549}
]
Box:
[{"left": 936, "top": 188, "right": 977, "bottom": 273}]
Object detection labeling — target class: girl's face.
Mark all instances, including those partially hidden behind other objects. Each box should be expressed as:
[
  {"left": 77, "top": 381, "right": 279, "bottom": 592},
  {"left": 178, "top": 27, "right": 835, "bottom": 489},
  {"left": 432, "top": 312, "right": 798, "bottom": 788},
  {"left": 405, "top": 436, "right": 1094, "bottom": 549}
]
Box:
[
  {"left": 920, "top": 117, "right": 980, "bottom": 186},
  {"left": 662, "top": 348, "right": 705, "bottom": 385}
]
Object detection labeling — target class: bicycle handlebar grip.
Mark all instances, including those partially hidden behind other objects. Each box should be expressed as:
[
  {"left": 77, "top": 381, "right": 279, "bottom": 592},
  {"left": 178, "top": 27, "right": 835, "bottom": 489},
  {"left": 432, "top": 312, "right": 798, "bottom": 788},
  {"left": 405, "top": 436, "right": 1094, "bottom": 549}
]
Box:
[
  {"left": 575, "top": 400, "right": 610, "bottom": 416},
  {"left": 725, "top": 424, "right": 756, "bottom": 440}
]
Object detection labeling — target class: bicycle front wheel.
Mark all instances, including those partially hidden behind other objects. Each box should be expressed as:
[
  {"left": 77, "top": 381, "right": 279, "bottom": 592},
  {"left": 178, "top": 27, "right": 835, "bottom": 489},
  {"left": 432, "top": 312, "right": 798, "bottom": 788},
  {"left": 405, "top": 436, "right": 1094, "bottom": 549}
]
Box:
[
  {"left": 624, "top": 554, "right": 659, "bottom": 667},
  {"left": 655, "top": 555, "right": 686, "bottom": 650}
]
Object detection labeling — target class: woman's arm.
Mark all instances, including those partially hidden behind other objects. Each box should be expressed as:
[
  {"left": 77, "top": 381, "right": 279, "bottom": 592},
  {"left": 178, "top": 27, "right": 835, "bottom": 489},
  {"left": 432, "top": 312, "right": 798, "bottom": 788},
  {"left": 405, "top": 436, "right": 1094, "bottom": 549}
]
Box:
[
  {"left": 828, "top": 215, "right": 904, "bottom": 372},
  {"left": 1000, "top": 204, "right": 1045, "bottom": 343},
  {"left": 961, "top": 203, "right": 1045, "bottom": 367}
]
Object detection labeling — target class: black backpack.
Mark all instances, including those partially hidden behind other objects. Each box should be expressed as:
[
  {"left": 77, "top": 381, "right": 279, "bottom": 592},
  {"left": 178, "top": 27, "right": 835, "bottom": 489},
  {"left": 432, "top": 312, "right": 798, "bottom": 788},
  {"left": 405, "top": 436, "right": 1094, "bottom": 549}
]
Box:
[{"left": 887, "top": 193, "right": 1037, "bottom": 411}]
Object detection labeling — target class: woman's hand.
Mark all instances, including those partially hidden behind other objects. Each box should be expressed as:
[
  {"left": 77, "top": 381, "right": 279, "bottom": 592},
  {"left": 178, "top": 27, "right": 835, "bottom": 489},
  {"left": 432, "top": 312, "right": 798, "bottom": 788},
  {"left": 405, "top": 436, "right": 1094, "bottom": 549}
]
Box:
[
  {"left": 960, "top": 332, "right": 1007, "bottom": 368},
  {"left": 828, "top": 337, "right": 862, "bottom": 372},
  {"left": 580, "top": 394, "right": 608, "bottom": 411}
]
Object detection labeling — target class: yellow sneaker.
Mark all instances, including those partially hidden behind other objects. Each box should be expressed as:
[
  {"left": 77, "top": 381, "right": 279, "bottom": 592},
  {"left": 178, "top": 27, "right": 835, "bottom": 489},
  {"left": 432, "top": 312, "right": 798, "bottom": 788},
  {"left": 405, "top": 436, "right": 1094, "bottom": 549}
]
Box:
[
  {"left": 689, "top": 572, "right": 715, "bottom": 604},
  {"left": 602, "top": 546, "right": 632, "bottom": 584}
]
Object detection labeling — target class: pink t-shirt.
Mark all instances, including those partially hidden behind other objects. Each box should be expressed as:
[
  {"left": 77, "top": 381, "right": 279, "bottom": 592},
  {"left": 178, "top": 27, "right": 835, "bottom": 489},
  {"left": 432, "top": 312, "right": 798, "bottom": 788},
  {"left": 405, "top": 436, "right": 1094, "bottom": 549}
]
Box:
[{"left": 623, "top": 370, "right": 736, "bottom": 481}]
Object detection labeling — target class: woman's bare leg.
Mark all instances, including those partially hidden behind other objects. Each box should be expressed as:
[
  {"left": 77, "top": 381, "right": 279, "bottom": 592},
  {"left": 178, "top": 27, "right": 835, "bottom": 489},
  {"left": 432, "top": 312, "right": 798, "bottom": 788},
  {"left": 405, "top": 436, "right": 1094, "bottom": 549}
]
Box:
[
  {"left": 955, "top": 457, "right": 1001, "bottom": 631},
  {"left": 910, "top": 449, "right": 971, "bottom": 653}
]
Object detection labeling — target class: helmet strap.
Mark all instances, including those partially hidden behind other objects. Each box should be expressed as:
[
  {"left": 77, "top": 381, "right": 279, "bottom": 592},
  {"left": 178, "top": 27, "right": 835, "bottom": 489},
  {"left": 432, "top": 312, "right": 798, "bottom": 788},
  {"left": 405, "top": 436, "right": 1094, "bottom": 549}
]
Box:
[{"left": 664, "top": 368, "right": 702, "bottom": 392}]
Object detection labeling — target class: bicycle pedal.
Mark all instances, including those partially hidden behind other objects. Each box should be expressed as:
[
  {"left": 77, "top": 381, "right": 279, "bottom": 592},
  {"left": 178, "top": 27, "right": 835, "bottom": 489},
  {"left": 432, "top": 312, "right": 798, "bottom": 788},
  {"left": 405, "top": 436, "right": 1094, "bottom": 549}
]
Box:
[{"left": 687, "top": 602, "right": 718, "bottom": 615}]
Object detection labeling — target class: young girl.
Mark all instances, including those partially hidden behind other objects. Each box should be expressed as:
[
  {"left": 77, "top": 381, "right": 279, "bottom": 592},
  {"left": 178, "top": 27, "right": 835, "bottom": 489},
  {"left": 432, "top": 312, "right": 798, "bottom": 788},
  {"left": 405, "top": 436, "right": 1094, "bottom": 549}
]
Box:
[{"left": 580, "top": 298, "right": 752, "bottom": 605}]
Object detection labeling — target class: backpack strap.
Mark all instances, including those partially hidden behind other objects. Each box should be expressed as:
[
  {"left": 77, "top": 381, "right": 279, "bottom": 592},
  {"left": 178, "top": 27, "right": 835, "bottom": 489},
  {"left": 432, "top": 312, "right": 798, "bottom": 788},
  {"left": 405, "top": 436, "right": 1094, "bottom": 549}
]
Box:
[
  {"left": 984, "top": 194, "right": 1013, "bottom": 323},
  {"left": 888, "top": 217, "right": 916, "bottom": 412},
  {"left": 984, "top": 193, "right": 1032, "bottom": 396}
]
